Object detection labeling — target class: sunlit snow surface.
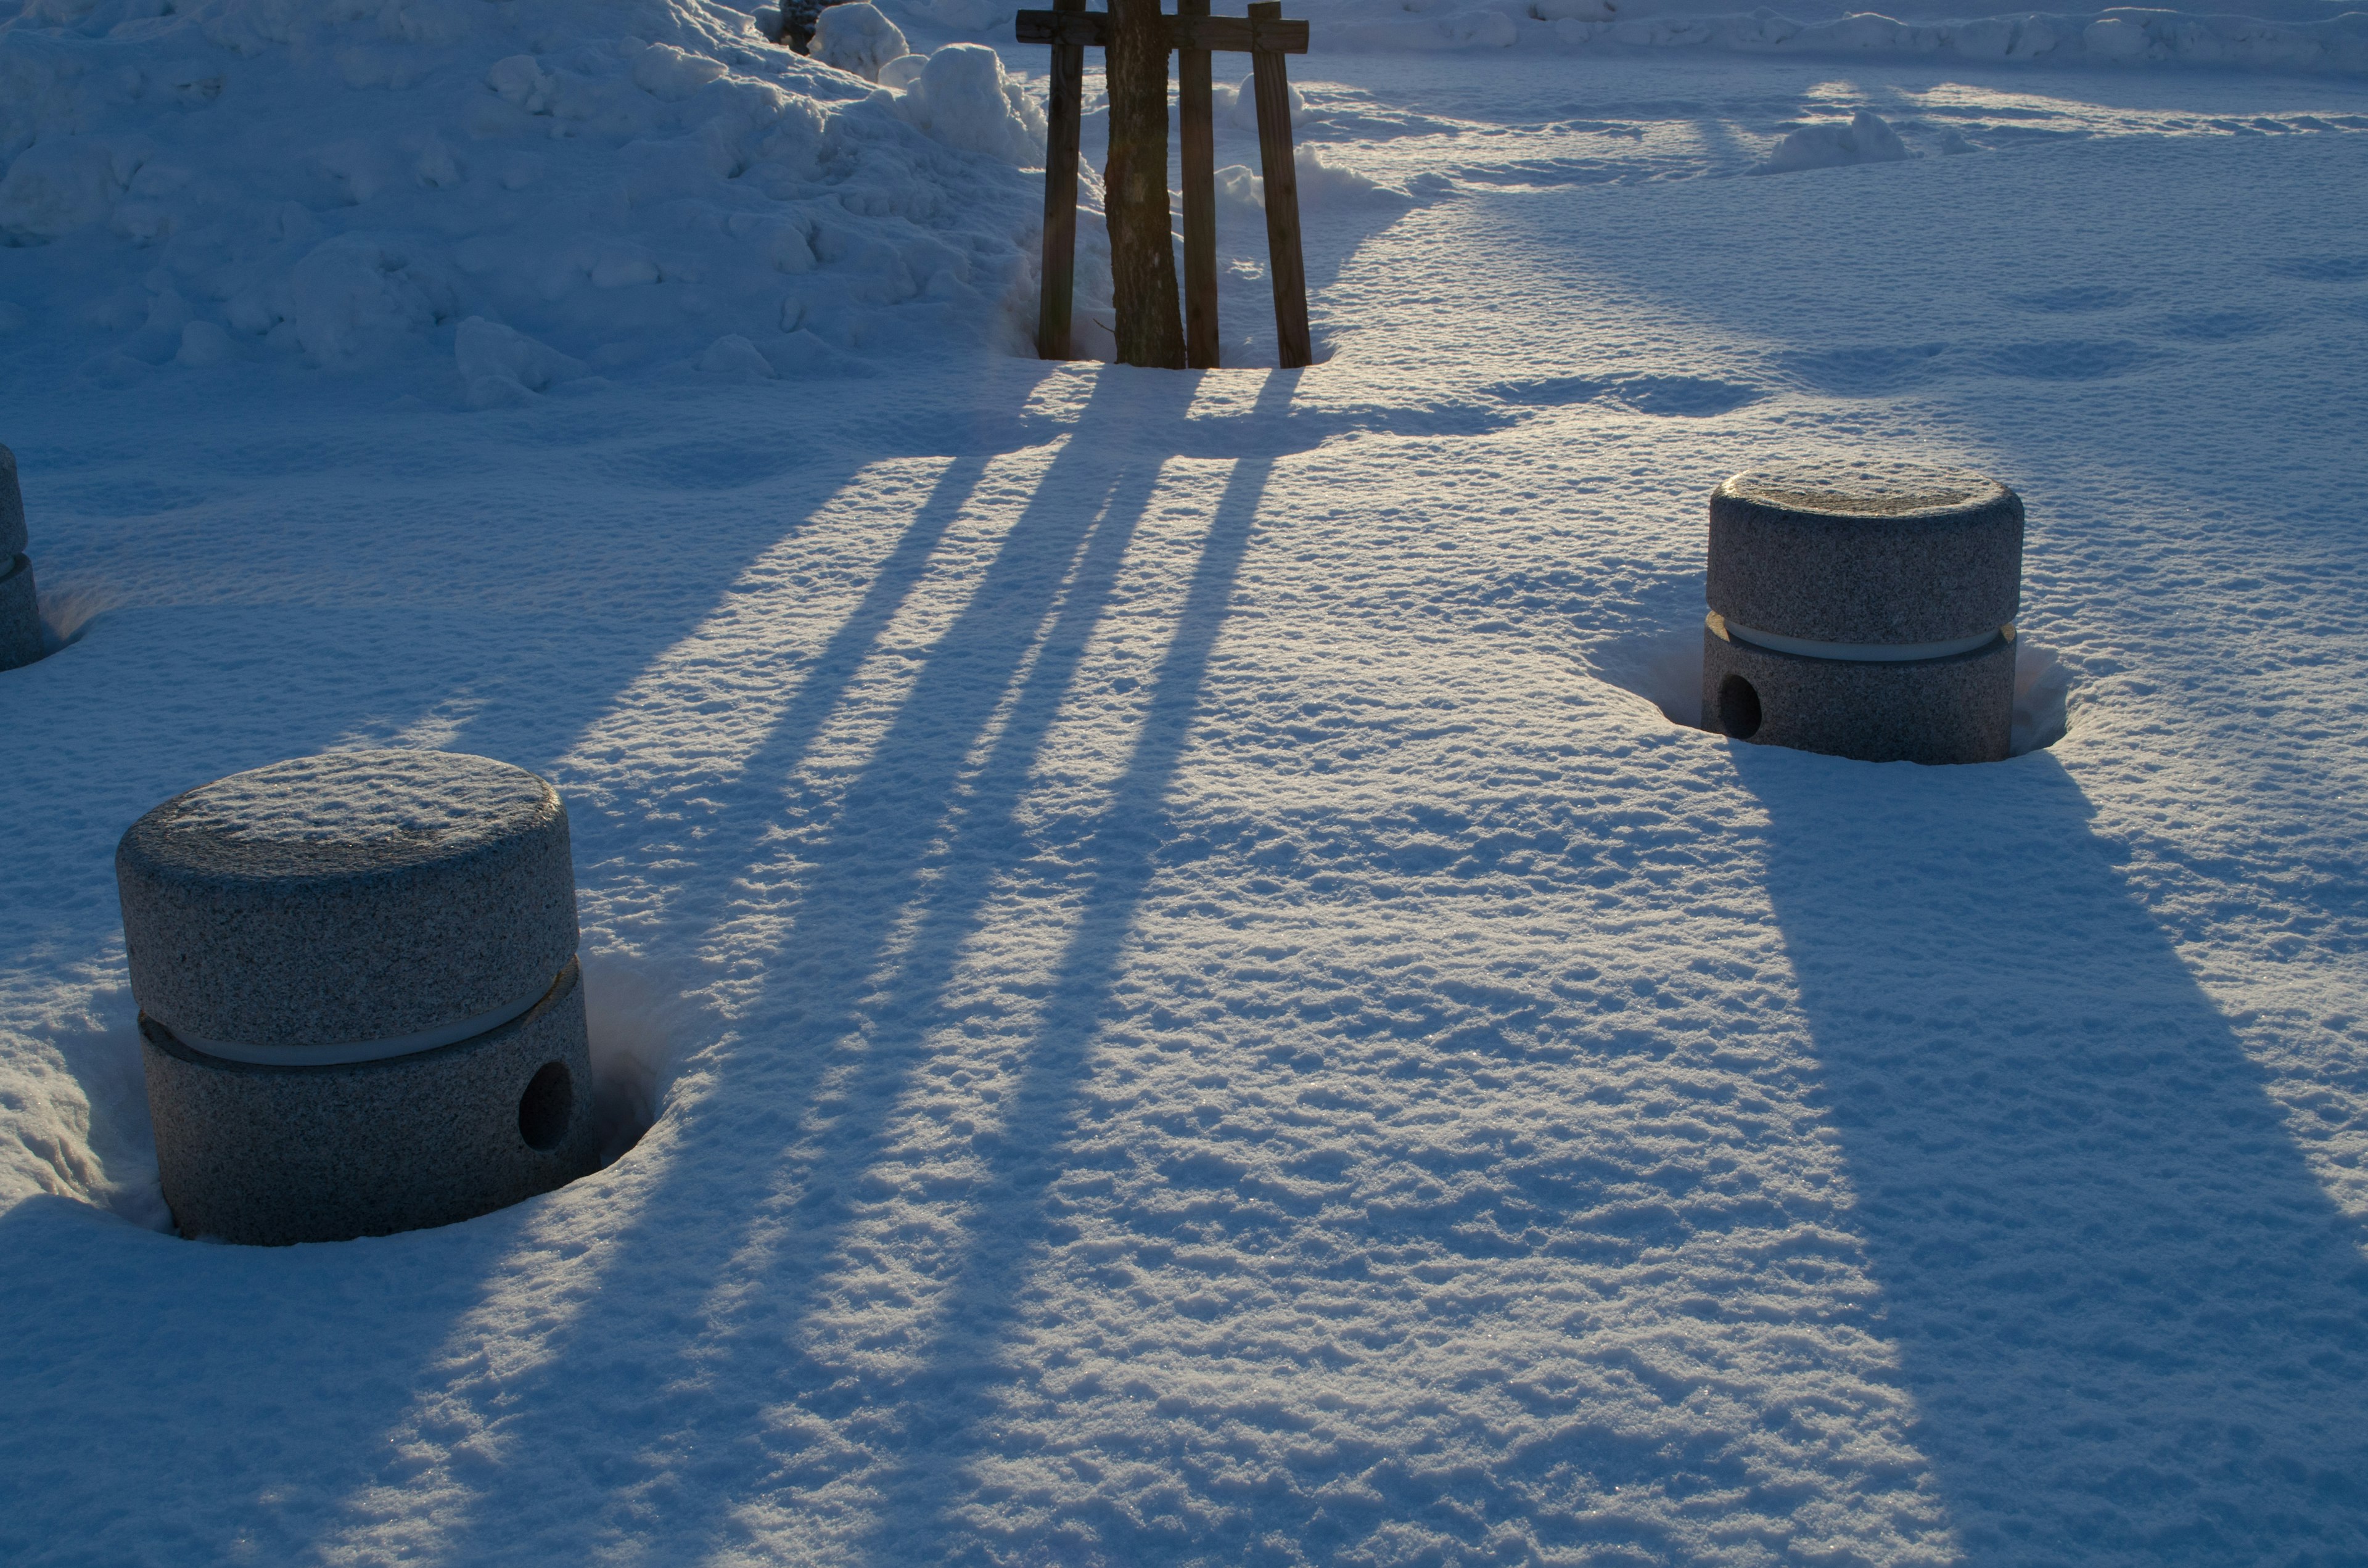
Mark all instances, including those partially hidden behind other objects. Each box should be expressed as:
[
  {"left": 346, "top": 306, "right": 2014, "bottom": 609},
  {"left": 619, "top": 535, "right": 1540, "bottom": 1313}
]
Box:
[{"left": 4, "top": 30, "right": 2368, "bottom": 1568}]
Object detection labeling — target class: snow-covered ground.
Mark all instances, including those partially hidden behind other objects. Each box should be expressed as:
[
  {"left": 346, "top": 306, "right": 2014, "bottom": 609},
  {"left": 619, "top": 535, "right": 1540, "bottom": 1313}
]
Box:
[{"left": 5, "top": 0, "right": 2368, "bottom": 1562}]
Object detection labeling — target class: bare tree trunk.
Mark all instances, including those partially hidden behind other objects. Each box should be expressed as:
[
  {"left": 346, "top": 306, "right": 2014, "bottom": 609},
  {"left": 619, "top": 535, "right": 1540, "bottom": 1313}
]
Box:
[{"left": 1103, "top": 0, "right": 1185, "bottom": 369}]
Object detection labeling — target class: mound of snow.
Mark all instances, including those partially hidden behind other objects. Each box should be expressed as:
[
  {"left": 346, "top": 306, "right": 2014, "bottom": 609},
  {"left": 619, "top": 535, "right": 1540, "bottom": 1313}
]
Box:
[
  {"left": 0, "top": 0, "right": 1063, "bottom": 400},
  {"left": 894, "top": 43, "right": 1047, "bottom": 165},
  {"left": 812, "top": 1, "right": 910, "bottom": 81},
  {"left": 1213, "top": 147, "right": 1407, "bottom": 216},
  {"left": 1754, "top": 109, "right": 1910, "bottom": 174},
  {"left": 1219, "top": 72, "right": 1306, "bottom": 131}
]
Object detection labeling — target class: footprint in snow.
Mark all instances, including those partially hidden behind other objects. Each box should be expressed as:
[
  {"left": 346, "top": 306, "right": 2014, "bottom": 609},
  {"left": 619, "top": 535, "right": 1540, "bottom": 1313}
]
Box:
[
  {"left": 1484, "top": 374, "right": 1761, "bottom": 417},
  {"left": 1976, "top": 339, "right": 2153, "bottom": 381},
  {"left": 1778, "top": 343, "right": 1949, "bottom": 396},
  {"left": 2155, "top": 310, "right": 2276, "bottom": 342},
  {"left": 1780, "top": 339, "right": 2153, "bottom": 392},
  {"left": 2266, "top": 256, "right": 2368, "bottom": 282},
  {"left": 2010, "top": 284, "right": 2136, "bottom": 313}
]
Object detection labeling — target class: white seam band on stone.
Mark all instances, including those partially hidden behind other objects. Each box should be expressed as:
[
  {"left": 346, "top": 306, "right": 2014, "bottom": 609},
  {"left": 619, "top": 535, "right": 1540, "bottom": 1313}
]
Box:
[
  {"left": 1708, "top": 611, "right": 2012, "bottom": 663},
  {"left": 168, "top": 975, "right": 559, "bottom": 1067}
]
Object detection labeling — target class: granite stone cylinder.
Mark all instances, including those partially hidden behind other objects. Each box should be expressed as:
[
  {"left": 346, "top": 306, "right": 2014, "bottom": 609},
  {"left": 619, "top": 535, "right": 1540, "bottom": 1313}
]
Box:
[
  {"left": 1700, "top": 462, "right": 2023, "bottom": 765},
  {"left": 0, "top": 553, "right": 36, "bottom": 673},
  {"left": 0, "top": 443, "right": 37, "bottom": 673},
  {"left": 118, "top": 750, "right": 601, "bottom": 1244}
]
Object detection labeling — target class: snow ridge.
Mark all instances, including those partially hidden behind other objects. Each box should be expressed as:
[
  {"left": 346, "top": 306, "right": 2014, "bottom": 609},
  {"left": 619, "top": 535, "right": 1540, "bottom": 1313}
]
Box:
[{"left": 0, "top": 0, "right": 1056, "bottom": 397}]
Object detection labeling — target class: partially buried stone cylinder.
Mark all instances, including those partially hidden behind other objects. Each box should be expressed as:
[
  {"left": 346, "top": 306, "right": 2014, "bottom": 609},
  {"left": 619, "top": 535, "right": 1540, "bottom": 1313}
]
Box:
[
  {"left": 0, "top": 443, "right": 39, "bottom": 673},
  {"left": 118, "top": 749, "right": 602, "bottom": 1244},
  {"left": 1700, "top": 462, "right": 2023, "bottom": 765}
]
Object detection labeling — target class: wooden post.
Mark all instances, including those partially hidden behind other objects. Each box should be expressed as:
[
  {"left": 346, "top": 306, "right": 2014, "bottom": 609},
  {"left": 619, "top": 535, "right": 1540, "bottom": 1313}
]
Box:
[
  {"left": 1104, "top": 0, "right": 1186, "bottom": 369},
  {"left": 1177, "top": 0, "right": 1219, "bottom": 369},
  {"left": 1034, "top": 0, "right": 1087, "bottom": 359},
  {"left": 1017, "top": 1, "right": 1309, "bottom": 370},
  {"left": 1246, "top": 0, "right": 1311, "bottom": 369}
]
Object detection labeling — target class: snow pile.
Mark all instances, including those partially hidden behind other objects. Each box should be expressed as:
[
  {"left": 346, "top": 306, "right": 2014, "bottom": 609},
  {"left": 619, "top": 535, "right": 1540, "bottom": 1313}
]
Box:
[
  {"left": 895, "top": 42, "right": 1048, "bottom": 163},
  {"left": 1214, "top": 145, "right": 1409, "bottom": 220},
  {"left": 1259, "top": 0, "right": 2368, "bottom": 76},
  {"left": 1753, "top": 108, "right": 1909, "bottom": 173},
  {"left": 0, "top": 0, "right": 1056, "bottom": 398},
  {"left": 1219, "top": 70, "right": 1307, "bottom": 130},
  {"left": 811, "top": 0, "right": 909, "bottom": 81}
]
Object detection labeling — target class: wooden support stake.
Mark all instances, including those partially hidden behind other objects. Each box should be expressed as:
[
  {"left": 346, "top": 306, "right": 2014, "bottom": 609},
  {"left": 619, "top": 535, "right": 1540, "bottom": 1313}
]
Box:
[
  {"left": 1246, "top": 0, "right": 1311, "bottom": 369},
  {"left": 1035, "top": 0, "right": 1087, "bottom": 359},
  {"left": 1019, "top": 10, "right": 1310, "bottom": 51},
  {"left": 1177, "top": 0, "right": 1219, "bottom": 369}
]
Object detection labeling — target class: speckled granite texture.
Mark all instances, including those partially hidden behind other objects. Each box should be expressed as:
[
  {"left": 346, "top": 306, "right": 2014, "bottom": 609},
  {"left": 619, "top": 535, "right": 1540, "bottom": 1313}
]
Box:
[
  {"left": 142, "top": 959, "right": 599, "bottom": 1245},
  {"left": 0, "top": 443, "right": 22, "bottom": 560},
  {"left": 1706, "top": 461, "right": 2023, "bottom": 644},
  {"left": 0, "top": 554, "right": 35, "bottom": 674},
  {"left": 1701, "top": 624, "right": 2015, "bottom": 765},
  {"left": 117, "top": 749, "right": 578, "bottom": 1051}
]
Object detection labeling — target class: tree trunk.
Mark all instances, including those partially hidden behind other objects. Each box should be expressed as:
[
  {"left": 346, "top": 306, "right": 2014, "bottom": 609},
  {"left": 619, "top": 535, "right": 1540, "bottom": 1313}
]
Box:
[{"left": 1103, "top": 0, "right": 1185, "bottom": 369}]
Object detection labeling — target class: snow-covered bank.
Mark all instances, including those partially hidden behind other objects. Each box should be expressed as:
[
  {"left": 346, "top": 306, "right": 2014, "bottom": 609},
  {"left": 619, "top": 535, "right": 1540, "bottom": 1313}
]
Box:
[
  {"left": 896, "top": 0, "right": 2368, "bottom": 80},
  {"left": 0, "top": 0, "right": 1054, "bottom": 397},
  {"left": 1322, "top": 0, "right": 2368, "bottom": 78}
]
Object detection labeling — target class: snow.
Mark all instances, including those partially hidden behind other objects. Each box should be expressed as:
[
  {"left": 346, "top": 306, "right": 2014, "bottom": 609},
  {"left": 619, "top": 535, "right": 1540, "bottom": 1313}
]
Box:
[
  {"left": 812, "top": 0, "right": 911, "bottom": 81},
  {"left": 1754, "top": 107, "right": 1910, "bottom": 172},
  {"left": 6, "top": 0, "right": 2368, "bottom": 1562},
  {"left": 0, "top": 0, "right": 1054, "bottom": 387}
]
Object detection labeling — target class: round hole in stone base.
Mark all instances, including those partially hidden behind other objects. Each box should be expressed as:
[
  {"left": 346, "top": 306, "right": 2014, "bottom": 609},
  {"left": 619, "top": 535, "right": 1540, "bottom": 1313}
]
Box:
[
  {"left": 518, "top": 1061, "right": 574, "bottom": 1151},
  {"left": 1717, "top": 674, "right": 1763, "bottom": 739}
]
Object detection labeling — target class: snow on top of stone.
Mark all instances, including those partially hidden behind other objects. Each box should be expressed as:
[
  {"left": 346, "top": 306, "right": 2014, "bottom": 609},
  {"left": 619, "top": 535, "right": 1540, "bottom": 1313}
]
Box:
[
  {"left": 163, "top": 750, "right": 553, "bottom": 846},
  {"left": 1722, "top": 462, "right": 2010, "bottom": 517}
]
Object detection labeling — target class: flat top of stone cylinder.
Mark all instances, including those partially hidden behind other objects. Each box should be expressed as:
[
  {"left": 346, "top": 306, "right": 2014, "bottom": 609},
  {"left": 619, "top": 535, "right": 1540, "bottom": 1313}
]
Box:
[
  {"left": 126, "top": 750, "right": 561, "bottom": 879},
  {"left": 1721, "top": 464, "right": 2007, "bottom": 518},
  {"left": 171, "top": 750, "right": 551, "bottom": 844}
]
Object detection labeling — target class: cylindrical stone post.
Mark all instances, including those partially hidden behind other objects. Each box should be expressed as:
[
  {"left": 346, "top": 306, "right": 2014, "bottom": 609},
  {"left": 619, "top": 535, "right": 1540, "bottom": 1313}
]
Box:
[
  {"left": 0, "top": 443, "right": 38, "bottom": 673},
  {"left": 117, "top": 750, "right": 603, "bottom": 1245},
  {"left": 1700, "top": 462, "right": 2023, "bottom": 765}
]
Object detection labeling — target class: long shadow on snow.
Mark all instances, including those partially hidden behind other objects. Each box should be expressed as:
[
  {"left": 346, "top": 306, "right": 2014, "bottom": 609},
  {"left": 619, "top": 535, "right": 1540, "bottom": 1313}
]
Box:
[
  {"left": 0, "top": 437, "right": 964, "bottom": 1566},
  {"left": 1738, "top": 745, "right": 2368, "bottom": 1563},
  {"left": 354, "top": 368, "right": 1292, "bottom": 1564},
  {"left": 429, "top": 368, "right": 1066, "bottom": 771},
  {"left": 847, "top": 387, "right": 1281, "bottom": 1566}
]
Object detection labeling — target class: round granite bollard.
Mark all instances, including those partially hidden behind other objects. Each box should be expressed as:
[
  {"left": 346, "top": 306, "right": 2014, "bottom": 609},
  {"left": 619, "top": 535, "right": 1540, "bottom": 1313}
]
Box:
[
  {"left": 0, "top": 444, "right": 38, "bottom": 673},
  {"left": 0, "top": 553, "right": 35, "bottom": 673},
  {"left": 1700, "top": 462, "right": 2023, "bottom": 765},
  {"left": 118, "top": 750, "right": 600, "bottom": 1244}
]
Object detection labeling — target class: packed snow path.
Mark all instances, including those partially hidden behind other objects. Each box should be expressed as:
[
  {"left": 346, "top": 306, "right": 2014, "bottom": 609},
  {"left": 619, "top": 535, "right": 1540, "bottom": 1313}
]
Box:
[{"left": 4, "top": 46, "right": 2368, "bottom": 1568}]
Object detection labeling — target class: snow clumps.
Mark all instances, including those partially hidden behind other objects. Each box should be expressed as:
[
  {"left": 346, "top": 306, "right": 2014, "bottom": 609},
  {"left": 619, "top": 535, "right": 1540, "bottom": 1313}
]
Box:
[
  {"left": 0, "top": 0, "right": 1059, "bottom": 400},
  {"left": 1754, "top": 110, "right": 1910, "bottom": 174},
  {"left": 895, "top": 45, "right": 1049, "bottom": 165},
  {"left": 812, "top": 2, "right": 911, "bottom": 82}
]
